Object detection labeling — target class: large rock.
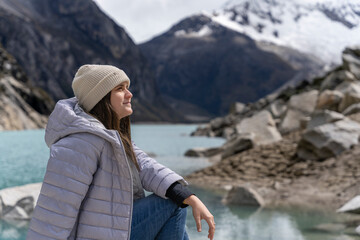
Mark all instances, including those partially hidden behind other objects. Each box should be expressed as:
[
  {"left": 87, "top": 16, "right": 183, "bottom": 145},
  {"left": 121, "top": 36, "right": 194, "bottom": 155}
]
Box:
[
  {"left": 229, "top": 102, "right": 246, "bottom": 115},
  {"left": 236, "top": 110, "right": 282, "bottom": 145},
  {"left": 2, "top": 197, "right": 34, "bottom": 220},
  {"left": 337, "top": 195, "right": 360, "bottom": 214},
  {"left": 222, "top": 127, "right": 236, "bottom": 140},
  {"left": 320, "top": 70, "right": 357, "bottom": 91},
  {"left": 342, "top": 47, "right": 360, "bottom": 80},
  {"left": 306, "top": 110, "right": 344, "bottom": 130},
  {"left": 210, "top": 116, "right": 232, "bottom": 131},
  {"left": 223, "top": 186, "right": 264, "bottom": 206},
  {"left": 343, "top": 103, "right": 360, "bottom": 116},
  {"left": 191, "top": 124, "right": 214, "bottom": 137},
  {"left": 184, "top": 147, "right": 222, "bottom": 157},
  {"left": 221, "top": 133, "right": 254, "bottom": 159},
  {"left": 280, "top": 90, "right": 318, "bottom": 133},
  {"left": 297, "top": 119, "right": 360, "bottom": 160},
  {"left": 316, "top": 90, "right": 343, "bottom": 111},
  {"left": 0, "top": 182, "right": 42, "bottom": 220},
  {"left": 268, "top": 99, "right": 287, "bottom": 119},
  {"left": 335, "top": 81, "right": 360, "bottom": 112}
]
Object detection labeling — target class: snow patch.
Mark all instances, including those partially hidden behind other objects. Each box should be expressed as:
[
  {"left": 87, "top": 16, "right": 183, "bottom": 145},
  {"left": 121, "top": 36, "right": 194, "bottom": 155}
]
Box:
[{"left": 174, "top": 25, "right": 213, "bottom": 38}]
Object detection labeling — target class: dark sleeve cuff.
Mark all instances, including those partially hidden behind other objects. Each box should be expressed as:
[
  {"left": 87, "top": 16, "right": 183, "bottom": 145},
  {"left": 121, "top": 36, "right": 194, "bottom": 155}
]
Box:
[{"left": 165, "top": 182, "right": 194, "bottom": 208}]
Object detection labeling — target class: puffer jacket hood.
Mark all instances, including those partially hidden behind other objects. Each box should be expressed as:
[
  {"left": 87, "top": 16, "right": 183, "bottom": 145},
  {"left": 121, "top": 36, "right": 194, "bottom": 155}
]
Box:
[{"left": 45, "top": 97, "right": 117, "bottom": 147}]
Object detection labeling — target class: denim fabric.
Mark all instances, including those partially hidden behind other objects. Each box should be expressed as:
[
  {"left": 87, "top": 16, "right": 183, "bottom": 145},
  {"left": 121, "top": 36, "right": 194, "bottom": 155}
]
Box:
[{"left": 130, "top": 194, "right": 189, "bottom": 240}]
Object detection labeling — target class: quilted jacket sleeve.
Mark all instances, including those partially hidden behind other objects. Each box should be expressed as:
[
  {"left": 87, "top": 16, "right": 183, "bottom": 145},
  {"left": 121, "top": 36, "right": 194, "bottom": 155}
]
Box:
[
  {"left": 132, "top": 142, "right": 188, "bottom": 199},
  {"left": 27, "top": 133, "right": 104, "bottom": 240}
]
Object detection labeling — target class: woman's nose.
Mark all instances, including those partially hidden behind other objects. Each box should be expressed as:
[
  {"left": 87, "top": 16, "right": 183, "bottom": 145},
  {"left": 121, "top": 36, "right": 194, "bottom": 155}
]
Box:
[{"left": 125, "top": 89, "right": 133, "bottom": 98}]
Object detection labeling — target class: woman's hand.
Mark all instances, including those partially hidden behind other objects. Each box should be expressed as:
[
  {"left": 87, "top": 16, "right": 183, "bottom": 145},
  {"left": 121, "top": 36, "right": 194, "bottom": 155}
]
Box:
[{"left": 183, "top": 195, "right": 215, "bottom": 240}]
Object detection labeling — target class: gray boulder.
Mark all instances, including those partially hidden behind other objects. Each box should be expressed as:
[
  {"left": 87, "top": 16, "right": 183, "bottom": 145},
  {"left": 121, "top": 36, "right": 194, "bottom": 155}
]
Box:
[
  {"left": 342, "top": 47, "right": 360, "bottom": 80},
  {"left": 0, "top": 182, "right": 41, "bottom": 220},
  {"left": 280, "top": 90, "right": 318, "bottom": 133},
  {"left": 297, "top": 119, "right": 360, "bottom": 160},
  {"left": 191, "top": 124, "right": 215, "bottom": 137},
  {"left": 306, "top": 110, "right": 344, "bottom": 130},
  {"left": 236, "top": 110, "right": 282, "bottom": 146},
  {"left": 268, "top": 99, "right": 287, "bottom": 119},
  {"left": 2, "top": 197, "right": 34, "bottom": 220},
  {"left": 210, "top": 117, "right": 229, "bottom": 130},
  {"left": 335, "top": 81, "right": 360, "bottom": 112},
  {"left": 337, "top": 195, "right": 360, "bottom": 214},
  {"left": 184, "top": 147, "right": 222, "bottom": 158},
  {"left": 221, "top": 133, "right": 254, "bottom": 159},
  {"left": 223, "top": 127, "right": 236, "bottom": 140},
  {"left": 229, "top": 102, "right": 246, "bottom": 115},
  {"left": 342, "top": 103, "right": 360, "bottom": 116},
  {"left": 320, "top": 70, "right": 357, "bottom": 91},
  {"left": 316, "top": 90, "right": 343, "bottom": 111},
  {"left": 223, "top": 186, "right": 264, "bottom": 206}
]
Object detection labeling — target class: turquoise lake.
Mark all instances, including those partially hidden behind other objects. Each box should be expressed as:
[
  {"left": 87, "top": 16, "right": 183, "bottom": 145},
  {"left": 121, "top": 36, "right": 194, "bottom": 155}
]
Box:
[{"left": 0, "top": 124, "right": 359, "bottom": 240}]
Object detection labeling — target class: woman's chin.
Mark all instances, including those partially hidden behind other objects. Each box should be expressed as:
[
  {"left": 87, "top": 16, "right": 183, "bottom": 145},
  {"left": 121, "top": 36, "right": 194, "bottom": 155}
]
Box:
[{"left": 118, "top": 109, "right": 133, "bottom": 119}]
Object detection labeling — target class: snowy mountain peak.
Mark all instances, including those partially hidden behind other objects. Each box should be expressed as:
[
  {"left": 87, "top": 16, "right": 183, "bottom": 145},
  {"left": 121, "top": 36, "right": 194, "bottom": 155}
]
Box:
[{"left": 210, "top": 0, "right": 360, "bottom": 65}]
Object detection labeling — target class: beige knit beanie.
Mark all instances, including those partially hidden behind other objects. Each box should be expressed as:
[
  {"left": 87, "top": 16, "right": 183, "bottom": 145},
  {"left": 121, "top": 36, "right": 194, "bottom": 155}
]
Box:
[{"left": 72, "top": 64, "right": 130, "bottom": 112}]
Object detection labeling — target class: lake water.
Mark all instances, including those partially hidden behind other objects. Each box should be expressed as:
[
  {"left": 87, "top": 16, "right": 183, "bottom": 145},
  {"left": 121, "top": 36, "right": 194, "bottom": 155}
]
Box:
[{"left": 0, "top": 124, "right": 359, "bottom": 240}]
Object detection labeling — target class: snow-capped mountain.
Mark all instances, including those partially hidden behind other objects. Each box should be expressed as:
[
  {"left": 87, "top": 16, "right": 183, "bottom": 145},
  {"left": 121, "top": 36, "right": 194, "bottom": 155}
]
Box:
[{"left": 207, "top": 0, "right": 360, "bottom": 66}]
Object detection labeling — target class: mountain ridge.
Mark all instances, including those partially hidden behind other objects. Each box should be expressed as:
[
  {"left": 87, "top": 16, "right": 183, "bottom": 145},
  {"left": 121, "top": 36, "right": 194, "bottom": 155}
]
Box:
[{"left": 0, "top": 0, "right": 184, "bottom": 122}]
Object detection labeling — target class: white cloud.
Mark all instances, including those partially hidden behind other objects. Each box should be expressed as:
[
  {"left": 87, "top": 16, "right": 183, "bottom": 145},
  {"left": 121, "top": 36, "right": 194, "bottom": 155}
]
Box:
[{"left": 93, "top": 0, "right": 227, "bottom": 43}]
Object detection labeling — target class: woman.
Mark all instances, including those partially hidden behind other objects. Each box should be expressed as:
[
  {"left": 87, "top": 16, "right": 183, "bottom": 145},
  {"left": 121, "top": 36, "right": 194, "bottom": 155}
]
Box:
[{"left": 27, "top": 65, "right": 215, "bottom": 240}]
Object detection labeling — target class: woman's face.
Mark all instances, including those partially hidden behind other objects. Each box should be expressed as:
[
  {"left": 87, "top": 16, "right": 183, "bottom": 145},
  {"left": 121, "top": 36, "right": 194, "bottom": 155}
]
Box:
[{"left": 110, "top": 82, "right": 133, "bottom": 119}]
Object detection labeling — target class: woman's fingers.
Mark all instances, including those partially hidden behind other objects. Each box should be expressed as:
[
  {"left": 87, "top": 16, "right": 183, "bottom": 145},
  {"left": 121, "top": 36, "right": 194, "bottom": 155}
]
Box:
[
  {"left": 205, "top": 215, "right": 215, "bottom": 240},
  {"left": 195, "top": 215, "right": 202, "bottom": 232}
]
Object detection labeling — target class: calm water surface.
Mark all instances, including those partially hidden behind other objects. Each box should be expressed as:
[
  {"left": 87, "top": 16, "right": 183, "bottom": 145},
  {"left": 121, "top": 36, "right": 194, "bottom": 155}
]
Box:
[{"left": 0, "top": 124, "right": 358, "bottom": 240}]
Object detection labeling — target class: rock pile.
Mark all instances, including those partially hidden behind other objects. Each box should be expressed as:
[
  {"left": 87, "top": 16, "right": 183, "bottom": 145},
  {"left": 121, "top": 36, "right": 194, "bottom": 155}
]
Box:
[
  {"left": 191, "top": 46, "right": 360, "bottom": 161},
  {"left": 187, "top": 46, "right": 360, "bottom": 209}
]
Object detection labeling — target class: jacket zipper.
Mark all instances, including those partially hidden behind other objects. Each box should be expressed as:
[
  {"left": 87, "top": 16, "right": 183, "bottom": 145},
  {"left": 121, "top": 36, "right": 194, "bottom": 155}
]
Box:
[{"left": 114, "top": 131, "right": 133, "bottom": 240}]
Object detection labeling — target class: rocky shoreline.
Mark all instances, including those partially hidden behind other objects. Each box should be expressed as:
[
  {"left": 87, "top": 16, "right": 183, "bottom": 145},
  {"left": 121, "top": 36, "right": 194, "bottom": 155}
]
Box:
[
  {"left": 185, "top": 46, "right": 360, "bottom": 213},
  {"left": 186, "top": 125, "right": 360, "bottom": 211}
]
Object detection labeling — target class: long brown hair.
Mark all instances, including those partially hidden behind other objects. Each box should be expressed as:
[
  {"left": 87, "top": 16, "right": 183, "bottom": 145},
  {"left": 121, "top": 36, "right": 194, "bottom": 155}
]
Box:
[{"left": 89, "top": 92, "right": 139, "bottom": 171}]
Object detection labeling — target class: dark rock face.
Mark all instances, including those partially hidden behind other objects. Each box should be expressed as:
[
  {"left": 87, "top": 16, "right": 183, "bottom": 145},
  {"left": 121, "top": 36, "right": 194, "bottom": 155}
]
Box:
[
  {"left": 0, "top": 0, "right": 180, "bottom": 122},
  {"left": 0, "top": 44, "right": 51, "bottom": 130},
  {"left": 140, "top": 14, "right": 304, "bottom": 116}
]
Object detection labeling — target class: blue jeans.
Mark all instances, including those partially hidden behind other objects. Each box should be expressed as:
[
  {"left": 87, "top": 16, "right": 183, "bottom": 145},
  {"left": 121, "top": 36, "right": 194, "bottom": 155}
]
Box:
[{"left": 130, "top": 194, "right": 189, "bottom": 240}]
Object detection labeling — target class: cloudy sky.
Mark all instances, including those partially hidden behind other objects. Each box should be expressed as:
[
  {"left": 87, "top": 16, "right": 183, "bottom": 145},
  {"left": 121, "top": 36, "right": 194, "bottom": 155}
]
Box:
[{"left": 93, "top": 0, "right": 228, "bottom": 43}]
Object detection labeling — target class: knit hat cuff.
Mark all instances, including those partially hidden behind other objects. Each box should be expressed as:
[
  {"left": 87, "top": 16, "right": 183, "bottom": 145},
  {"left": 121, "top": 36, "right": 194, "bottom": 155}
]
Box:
[{"left": 81, "top": 71, "right": 130, "bottom": 111}]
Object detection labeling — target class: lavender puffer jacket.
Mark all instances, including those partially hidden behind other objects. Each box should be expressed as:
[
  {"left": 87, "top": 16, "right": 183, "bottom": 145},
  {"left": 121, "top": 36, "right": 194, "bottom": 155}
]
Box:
[{"left": 26, "top": 98, "right": 186, "bottom": 240}]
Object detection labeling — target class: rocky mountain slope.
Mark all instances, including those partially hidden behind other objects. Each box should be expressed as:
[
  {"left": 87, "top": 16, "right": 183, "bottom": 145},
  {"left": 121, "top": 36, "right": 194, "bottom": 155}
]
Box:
[
  {"left": 140, "top": 0, "right": 360, "bottom": 119},
  {"left": 0, "top": 45, "right": 53, "bottom": 130},
  {"left": 140, "top": 14, "right": 321, "bottom": 118},
  {"left": 186, "top": 46, "right": 360, "bottom": 210},
  {"left": 0, "top": 0, "right": 182, "bottom": 122}
]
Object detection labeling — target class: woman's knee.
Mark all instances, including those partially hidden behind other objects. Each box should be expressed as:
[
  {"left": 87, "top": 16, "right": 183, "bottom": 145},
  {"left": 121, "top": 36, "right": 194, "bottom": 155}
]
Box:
[{"left": 174, "top": 206, "right": 187, "bottom": 221}]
